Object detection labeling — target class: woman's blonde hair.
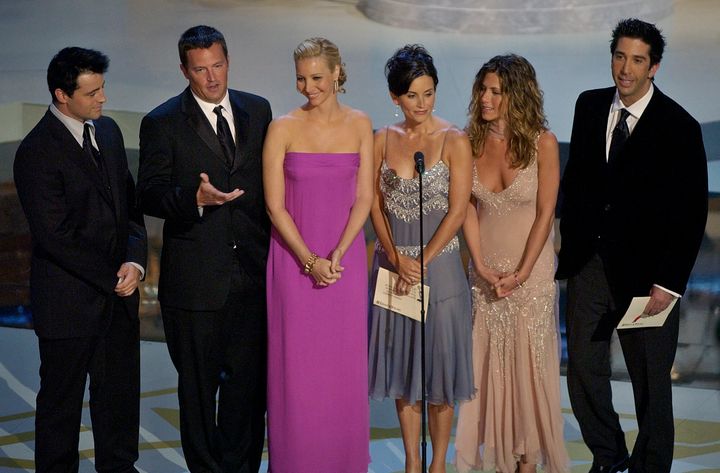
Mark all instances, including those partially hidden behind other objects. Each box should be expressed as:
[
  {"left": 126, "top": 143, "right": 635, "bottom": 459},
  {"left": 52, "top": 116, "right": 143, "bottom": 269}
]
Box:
[
  {"left": 466, "top": 54, "right": 547, "bottom": 168},
  {"left": 293, "top": 37, "right": 347, "bottom": 93}
]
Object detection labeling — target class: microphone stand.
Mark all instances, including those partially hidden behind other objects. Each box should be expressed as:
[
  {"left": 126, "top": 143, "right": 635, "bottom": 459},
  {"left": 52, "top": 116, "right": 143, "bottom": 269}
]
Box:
[{"left": 414, "top": 152, "right": 427, "bottom": 473}]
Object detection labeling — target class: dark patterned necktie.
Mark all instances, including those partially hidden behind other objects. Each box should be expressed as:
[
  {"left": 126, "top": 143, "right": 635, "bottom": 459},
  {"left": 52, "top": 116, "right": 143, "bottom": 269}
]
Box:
[
  {"left": 83, "top": 123, "right": 101, "bottom": 168},
  {"left": 213, "top": 105, "right": 236, "bottom": 167},
  {"left": 608, "top": 108, "right": 630, "bottom": 163},
  {"left": 83, "top": 123, "right": 111, "bottom": 192}
]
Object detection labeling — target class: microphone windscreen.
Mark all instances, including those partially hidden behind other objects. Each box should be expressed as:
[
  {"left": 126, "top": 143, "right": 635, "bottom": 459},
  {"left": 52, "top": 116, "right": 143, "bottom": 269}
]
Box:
[{"left": 414, "top": 151, "right": 425, "bottom": 173}]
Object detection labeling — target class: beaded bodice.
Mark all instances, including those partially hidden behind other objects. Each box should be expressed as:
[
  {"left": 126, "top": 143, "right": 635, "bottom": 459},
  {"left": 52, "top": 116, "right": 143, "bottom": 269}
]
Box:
[
  {"left": 378, "top": 159, "right": 459, "bottom": 257},
  {"left": 471, "top": 154, "right": 537, "bottom": 217},
  {"left": 381, "top": 159, "right": 450, "bottom": 223}
]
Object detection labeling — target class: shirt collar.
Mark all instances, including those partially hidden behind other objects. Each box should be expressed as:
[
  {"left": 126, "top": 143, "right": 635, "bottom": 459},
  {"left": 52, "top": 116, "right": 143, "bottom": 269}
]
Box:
[
  {"left": 612, "top": 83, "right": 654, "bottom": 120},
  {"left": 49, "top": 103, "right": 94, "bottom": 146},
  {"left": 190, "top": 90, "right": 233, "bottom": 120}
]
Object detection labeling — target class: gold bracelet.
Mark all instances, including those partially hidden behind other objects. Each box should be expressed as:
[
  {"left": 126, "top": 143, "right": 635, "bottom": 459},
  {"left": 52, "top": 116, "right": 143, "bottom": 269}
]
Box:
[{"left": 303, "top": 253, "right": 319, "bottom": 274}]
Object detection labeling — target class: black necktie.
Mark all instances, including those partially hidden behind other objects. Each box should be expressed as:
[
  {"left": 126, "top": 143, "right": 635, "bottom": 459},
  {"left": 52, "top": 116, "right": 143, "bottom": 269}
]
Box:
[
  {"left": 83, "top": 123, "right": 101, "bottom": 168},
  {"left": 608, "top": 108, "right": 630, "bottom": 163},
  {"left": 213, "top": 105, "right": 235, "bottom": 167},
  {"left": 83, "top": 123, "right": 110, "bottom": 192}
]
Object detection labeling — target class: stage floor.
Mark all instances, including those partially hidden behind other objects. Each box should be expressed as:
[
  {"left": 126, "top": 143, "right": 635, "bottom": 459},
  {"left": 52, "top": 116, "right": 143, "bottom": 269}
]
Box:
[{"left": 1, "top": 327, "right": 718, "bottom": 472}]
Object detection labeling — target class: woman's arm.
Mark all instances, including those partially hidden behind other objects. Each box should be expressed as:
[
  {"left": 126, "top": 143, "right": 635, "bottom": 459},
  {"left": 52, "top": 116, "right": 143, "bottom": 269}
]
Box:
[
  {"left": 262, "top": 118, "right": 339, "bottom": 286},
  {"left": 330, "top": 112, "right": 375, "bottom": 271},
  {"left": 495, "top": 130, "right": 560, "bottom": 297},
  {"left": 462, "top": 196, "right": 503, "bottom": 287},
  {"left": 369, "top": 128, "right": 422, "bottom": 294},
  {"left": 420, "top": 128, "right": 473, "bottom": 265}
]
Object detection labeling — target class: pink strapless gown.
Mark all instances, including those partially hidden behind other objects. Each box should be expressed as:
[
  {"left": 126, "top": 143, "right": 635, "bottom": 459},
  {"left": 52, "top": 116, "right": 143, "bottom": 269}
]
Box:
[{"left": 266, "top": 152, "right": 369, "bottom": 473}]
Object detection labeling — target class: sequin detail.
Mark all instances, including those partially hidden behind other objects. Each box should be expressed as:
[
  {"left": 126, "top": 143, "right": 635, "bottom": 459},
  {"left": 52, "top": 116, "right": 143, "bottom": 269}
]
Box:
[
  {"left": 470, "top": 272, "right": 557, "bottom": 379},
  {"left": 380, "top": 160, "right": 450, "bottom": 223},
  {"left": 471, "top": 159, "right": 535, "bottom": 216},
  {"left": 469, "top": 140, "right": 558, "bottom": 379},
  {"left": 375, "top": 236, "right": 460, "bottom": 259},
  {"left": 457, "top": 133, "right": 569, "bottom": 473}
]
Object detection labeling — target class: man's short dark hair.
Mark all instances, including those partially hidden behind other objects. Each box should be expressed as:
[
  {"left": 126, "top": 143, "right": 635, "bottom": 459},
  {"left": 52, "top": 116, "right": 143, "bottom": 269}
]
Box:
[
  {"left": 610, "top": 18, "right": 666, "bottom": 66},
  {"left": 47, "top": 47, "right": 109, "bottom": 102},
  {"left": 178, "top": 25, "right": 228, "bottom": 67}
]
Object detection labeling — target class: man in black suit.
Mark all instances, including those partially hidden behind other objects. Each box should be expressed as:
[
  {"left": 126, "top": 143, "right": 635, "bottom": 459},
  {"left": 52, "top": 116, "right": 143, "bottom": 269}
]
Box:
[
  {"left": 13, "top": 47, "right": 147, "bottom": 473},
  {"left": 137, "top": 25, "right": 271, "bottom": 473},
  {"left": 557, "top": 18, "right": 708, "bottom": 473}
]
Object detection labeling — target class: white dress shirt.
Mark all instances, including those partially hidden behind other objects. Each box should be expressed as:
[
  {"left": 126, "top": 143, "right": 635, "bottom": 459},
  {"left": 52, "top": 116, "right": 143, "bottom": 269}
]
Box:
[
  {"left": 191, "top": 91, "right": 236, "bottom": 217},
  {"left": 190, "top": 90, "right": 236, "bottom": 143},
  {"left": 605, "top": 84, "right": 653, "bottom": 162},
  {"left": 50, "top": 103, "right": 98, "bottom": 149}
]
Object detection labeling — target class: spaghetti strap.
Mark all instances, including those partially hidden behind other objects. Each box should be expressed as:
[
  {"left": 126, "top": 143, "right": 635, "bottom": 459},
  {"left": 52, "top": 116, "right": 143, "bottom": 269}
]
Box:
[{"left": 438, "top": 127, "right": 453, "bottom": 162}]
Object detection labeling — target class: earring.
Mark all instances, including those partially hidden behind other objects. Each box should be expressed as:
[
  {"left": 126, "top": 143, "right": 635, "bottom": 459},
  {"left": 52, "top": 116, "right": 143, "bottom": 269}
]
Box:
[
  {"left": 333, "top": 79, "right": 339, "bottom": 93},
  {"left": 394, "top": 105, "right": 400, "bottom": 118}
]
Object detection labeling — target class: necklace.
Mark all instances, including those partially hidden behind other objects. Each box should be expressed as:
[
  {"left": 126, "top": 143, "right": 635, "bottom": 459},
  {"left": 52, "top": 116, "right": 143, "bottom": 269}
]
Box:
[{"left": 487, "top": 123, "right": 507, "bottom": 141}]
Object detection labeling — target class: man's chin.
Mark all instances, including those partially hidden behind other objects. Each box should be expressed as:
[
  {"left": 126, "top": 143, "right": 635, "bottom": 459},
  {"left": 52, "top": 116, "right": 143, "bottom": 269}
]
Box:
[{"left": 205, "top": 88, "right": 227, "bottom": 103}]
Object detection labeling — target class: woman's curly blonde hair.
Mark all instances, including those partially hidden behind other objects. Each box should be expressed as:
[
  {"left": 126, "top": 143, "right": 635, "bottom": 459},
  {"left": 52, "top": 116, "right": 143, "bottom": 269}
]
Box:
[{"left": 466, "top": 54, "right": 547, "bottom": 168}]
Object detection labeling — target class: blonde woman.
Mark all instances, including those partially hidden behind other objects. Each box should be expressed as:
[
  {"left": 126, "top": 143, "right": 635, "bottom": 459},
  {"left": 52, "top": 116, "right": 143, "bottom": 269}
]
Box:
[
  {"left": 263, "top": 38, "right": 373, "bottom": 473},
  {"left": 454, "top": 54, "right": 568, "bottom": 473}
]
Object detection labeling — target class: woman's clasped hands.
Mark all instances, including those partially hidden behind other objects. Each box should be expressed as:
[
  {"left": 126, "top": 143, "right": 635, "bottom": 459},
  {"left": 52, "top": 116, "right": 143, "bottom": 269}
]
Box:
[
  {"left": 309, "top": 248, "right": 345, "bottom": 287},
  {"left": 394, "top": 254, "right": 426, "bottom": 296},
  {"left": 474, "top": 261, "right": 526, "bottom": 298}
]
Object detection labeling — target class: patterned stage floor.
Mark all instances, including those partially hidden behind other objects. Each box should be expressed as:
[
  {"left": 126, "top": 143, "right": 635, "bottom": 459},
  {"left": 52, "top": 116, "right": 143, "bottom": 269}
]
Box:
[{"left": 1, "top": 327, "right": 718, "bottom": 472}]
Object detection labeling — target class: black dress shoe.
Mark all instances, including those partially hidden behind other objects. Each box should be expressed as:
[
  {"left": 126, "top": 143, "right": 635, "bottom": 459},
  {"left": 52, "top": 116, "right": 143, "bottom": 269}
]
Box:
[{"left": 589, "top": 455, "right": 629, "bottom": 473}]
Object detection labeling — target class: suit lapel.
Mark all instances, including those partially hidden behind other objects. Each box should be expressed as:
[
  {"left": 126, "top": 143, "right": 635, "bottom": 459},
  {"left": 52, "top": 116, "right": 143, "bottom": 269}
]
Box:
[
  {"left": 592, "top": 88, "right": 615, "bottom": 166},
  {"left": 626, "top": 87, "right": 662, "bottom": 145},
  {"left": 46, "top": 112, "right": 113, "bottom": 205},
  {"left": 94, "top": 119, "right": 120, "bottom": 214},
  {"left": 181, "top": 89, "right": 229, "bottom": 169},
  {"left": 230, "top": 91, "right": 250, "bottom": 174},
  {"left": 614, "top": 87, "right": 663, "bottom": 167}
]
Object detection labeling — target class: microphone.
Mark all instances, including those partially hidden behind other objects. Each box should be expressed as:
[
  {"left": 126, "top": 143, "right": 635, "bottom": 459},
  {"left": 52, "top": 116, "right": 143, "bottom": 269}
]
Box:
[
  {"left": 414, "top": 151, "right": 425, "bottom": 174},
  {"left": 413, "top": 148, "right": 428, "bottom": 471}
]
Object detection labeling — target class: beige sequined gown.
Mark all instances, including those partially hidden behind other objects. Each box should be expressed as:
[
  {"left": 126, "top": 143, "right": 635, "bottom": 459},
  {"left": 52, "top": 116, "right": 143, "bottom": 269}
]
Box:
[{"left": 455, "top": 153, "right": 569, "bottom": 473}]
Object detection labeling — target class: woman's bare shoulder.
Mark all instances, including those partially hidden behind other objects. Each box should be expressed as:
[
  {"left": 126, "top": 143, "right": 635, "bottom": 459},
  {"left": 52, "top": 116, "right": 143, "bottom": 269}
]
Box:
[
  {"left": 538, "top": 129, "right": 558, "bottom": 146},
  {"left": 342, "top": 105, "right": 372, "bottom": 128}
]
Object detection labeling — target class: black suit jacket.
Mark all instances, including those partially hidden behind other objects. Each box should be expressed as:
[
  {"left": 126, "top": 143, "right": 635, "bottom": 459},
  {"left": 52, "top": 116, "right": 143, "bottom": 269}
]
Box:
[
  {"left": 556, "top": 86, "right": 708, "bottom": 308},
  {"left": 137, "top": 88, "right": 272, "bottom": 311},
  {"left": 14, "top": 110, "right": 147, "bottom": 339}
]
